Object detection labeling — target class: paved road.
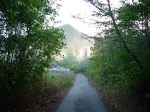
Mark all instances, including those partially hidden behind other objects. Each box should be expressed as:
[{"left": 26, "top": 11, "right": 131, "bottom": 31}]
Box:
[{"left": 57, "top": 74, "right": 107, "bottom": 112}]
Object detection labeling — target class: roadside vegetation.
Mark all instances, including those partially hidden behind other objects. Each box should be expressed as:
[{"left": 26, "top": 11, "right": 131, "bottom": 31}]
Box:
[
  {"left": 0, "top": 72, "right": 74, "bottom": 111},
  {"left": 1, "top": 0, "right": 150, "bottom": 111},
  {"left": 0, "top": 0, "right": 70, "bottom": 111},
  {"left": 80, "top": 1, "right": 150, "bottom": 111},
  {"left": 59, "top": 0, "right": 150, "bottom": 111}
]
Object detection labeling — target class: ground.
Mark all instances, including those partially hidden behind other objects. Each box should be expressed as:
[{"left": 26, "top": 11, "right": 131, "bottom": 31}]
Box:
[
  {"left": 98, "top": 92, "right": 124, "bottom": 112},
  {"left": 56, "top": 74, "right": 107, "bottom": 112},
  {"left": 27, "top": 75, "right": 124, "bottom": 112},
  {"left": 26, "top": 87, "right": 71, "bottom": 112}
]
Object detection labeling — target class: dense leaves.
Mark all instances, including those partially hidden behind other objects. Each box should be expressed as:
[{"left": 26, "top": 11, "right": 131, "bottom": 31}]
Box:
[
  {"left": 58, "top": 47, "right": 79, "bottom": 73},
  {"left": 82, "top": 0, "right": 150, "bottom": 111},
  {"left": 0, "top": 0, "right": 65, "bottom": 111}
]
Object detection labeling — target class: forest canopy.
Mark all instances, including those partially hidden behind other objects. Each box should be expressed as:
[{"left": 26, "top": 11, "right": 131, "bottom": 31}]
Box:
[
  {"left": 69, "top": 0, "right": 150, "bottom": 111},
  {"left": 0, "top": 0, "right": 65, "bottom": 109}
]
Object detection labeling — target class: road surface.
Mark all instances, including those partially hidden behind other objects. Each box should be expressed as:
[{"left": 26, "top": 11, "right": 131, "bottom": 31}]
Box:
[{"left": 56, "top": 74, "right": 107, "bottom": 112}]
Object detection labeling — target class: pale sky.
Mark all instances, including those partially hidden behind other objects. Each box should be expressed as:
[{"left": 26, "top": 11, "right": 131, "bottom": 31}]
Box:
[
  {"left": 55, "top": 0, "right": 97, "bottom": 36},
  {"left": 55, "top": 0, "right": 123, "bottom": 36}
]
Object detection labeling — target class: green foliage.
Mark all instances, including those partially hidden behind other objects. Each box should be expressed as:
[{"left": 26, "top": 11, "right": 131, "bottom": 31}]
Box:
[
  {"left": 0, "top": 73, "right": 74, "bottom": 111},
  {"left": 84, "top": 0, "right": 150, "bottom": 111},
  {"left": 58, "top": 47, "right": 79, "bottom": 73},
  {"left": 47, "top": 72, "right": 74, "bottom": 89},
  {"left": 0, "top": 0, "right": 65, "bottom": 111}
]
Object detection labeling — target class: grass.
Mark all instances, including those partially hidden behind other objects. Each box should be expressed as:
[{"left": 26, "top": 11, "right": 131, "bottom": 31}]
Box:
[
  {"left": 42, "top": 72, "right": 75, "bottom": 94},
  {"left": 86, "top": 75, "right": 150, "bottom": 112},
  {"left": 1, "top": 72, "right": 74, "bottom": 112}
]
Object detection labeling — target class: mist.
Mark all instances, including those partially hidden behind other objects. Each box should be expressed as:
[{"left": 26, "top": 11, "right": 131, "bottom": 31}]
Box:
[{"left": 58, "top": 24, "right": 93, "bottom": 60}]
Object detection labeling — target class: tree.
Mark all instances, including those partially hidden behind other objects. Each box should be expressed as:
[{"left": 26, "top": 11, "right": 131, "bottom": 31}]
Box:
[
  {"left": 86, "top": 0, "right": 144, "bottom": 69},
  {"left": 58, "top": 47, "right": 79, "bottom": 73},
  {"left": 0, "top": 0, "right": 65, "bottom": 110},
  {"left": 83, "top": 0, "right": 150, "bottom": 110}
]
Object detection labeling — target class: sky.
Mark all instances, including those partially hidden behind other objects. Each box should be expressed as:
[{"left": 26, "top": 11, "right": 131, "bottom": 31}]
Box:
[
  {"left": 54, "top": 0, "right": 122, "bottom": 59},
  {"left": 55, "top": 0, "right": 97, "bottom": 36},
  {"left": 55, "top": 0, "right": 123, "bottom": 36}
]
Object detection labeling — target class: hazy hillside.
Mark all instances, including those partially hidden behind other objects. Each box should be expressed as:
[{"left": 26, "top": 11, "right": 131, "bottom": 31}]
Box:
[{"left": 59, "top": 24, "right": 92, "bottom": 57}]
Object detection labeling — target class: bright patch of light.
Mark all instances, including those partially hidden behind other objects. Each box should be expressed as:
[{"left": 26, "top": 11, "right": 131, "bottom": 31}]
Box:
[{"left": 55, "top": 0, "right": 97, "bottom": 36}]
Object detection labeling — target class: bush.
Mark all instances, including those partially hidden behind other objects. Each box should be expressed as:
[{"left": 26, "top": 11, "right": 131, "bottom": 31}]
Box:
[{"left": 0, "top": 73, "right": 74, "bottom": 112}]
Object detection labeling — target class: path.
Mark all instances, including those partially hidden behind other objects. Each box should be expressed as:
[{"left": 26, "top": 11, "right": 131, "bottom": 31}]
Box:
[{"left": 56, "top": 74, "right": 107, "bottom": 112}]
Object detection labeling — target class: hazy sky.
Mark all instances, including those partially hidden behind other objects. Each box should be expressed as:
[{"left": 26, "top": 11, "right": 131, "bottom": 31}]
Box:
[
  {"left": 55, "top": 0, "right": 123, "bottom": 35},
  {"left": 55, "top": 0, "right": 97, "bottom": 35}
]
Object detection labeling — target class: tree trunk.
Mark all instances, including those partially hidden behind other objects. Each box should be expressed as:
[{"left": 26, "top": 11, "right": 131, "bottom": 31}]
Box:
[{"left": 106, "top": 0, "right": 144, "bottom": 70}]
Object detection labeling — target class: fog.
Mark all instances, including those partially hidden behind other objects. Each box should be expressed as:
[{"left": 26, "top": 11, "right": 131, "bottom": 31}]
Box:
[{"left": 56, "top": 24, "right": 93, "bottom": 60}]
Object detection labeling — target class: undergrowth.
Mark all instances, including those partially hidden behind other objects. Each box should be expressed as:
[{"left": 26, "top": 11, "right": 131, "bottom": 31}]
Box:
[
  {"left": 86, "top": 75, "right": 150, "bottom": 112},
  {"left": 0, "top": 72, "right": 74, "bottom": 112}
]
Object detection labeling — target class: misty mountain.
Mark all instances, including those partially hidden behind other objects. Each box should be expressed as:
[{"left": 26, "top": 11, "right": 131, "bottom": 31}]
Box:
[{"left": 59, "top": 24, "right": 92, "bottom": 56}]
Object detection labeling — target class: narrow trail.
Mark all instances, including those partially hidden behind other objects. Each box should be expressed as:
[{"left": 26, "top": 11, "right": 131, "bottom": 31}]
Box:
[{"left": 56, "top": 74, "right": 107, "bottom": 112}]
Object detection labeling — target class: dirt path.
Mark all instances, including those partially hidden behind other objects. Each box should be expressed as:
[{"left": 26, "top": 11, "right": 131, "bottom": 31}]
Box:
[{"left": 56, "top": 74, "right": 107, "bottom": 112}]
